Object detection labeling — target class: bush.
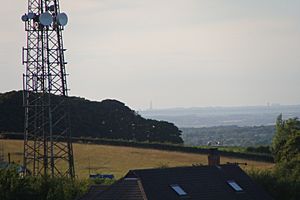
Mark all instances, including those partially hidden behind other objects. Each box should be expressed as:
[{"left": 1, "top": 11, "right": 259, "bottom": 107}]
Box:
[
  {"left": 247, "top": 169, "right": 300, "bottom": 200},
  {"left": 0, "top": 167, "right": 89, "bottom": 200},
  {"left": 90, "top": 178, "right": 116, "bottom": 185},
  {"left": 246, "top": 146, "right": 271, "bottom": 154},
  {"left": 250, "top": 116, "right": 300, "bottom": 200}
]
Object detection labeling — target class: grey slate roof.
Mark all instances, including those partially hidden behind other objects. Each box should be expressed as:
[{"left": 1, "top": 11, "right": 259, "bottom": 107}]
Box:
[
  {"left": 92, "top": 178, "right": 147, "bottom": 200},
  {"left": 80, "top": 185, "right": 110, "bottom": 200},
  {"left": 88, "top": 164, "right": 274, "bottom": 200}
]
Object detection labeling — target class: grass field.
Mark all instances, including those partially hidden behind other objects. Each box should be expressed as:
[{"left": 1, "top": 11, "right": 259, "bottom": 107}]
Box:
[{"left": 0, "top": 139, "right": 274, "bottom": 179}]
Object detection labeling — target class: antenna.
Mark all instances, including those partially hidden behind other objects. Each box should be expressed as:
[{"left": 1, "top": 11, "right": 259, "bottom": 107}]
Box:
[
  {"left": 57, "top": 13, "right": 68, "bottom": 26},
  {"left": 39, "top": 12, "right": 53, "bottom": 26},
  {"left": 21, "top": 0, "right": 75, "bottom": 178}
]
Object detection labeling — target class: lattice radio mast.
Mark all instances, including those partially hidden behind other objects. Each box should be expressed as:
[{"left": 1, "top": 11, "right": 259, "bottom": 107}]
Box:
[
  {"left": 21, "top": 0, "right": 75, "bottom": 178},
  {"left": 0, "top": 142, "right": 4, "bottom": 164}
]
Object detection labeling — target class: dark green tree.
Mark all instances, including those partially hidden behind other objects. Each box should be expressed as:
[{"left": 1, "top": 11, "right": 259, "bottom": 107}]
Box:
[
  {"left": 249, "top": 115, "right": 300, "bottom": 200},
  {"left": 272, "top": 114, "right": 300, "bottom": 163},
  {"left": 271, "top": 114, "right": 300, "bottom": 182},
  {"left": 0, "top": 91, "right": 183, "bottom": 144}
]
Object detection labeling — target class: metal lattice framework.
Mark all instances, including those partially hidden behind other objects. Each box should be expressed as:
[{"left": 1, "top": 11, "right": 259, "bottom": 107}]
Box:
[
  {"left": 0, "top": 142, "right": 4, "bottom": 164},
  {"left": 22, "top": 0, "right": 75, "bottom": 178}
]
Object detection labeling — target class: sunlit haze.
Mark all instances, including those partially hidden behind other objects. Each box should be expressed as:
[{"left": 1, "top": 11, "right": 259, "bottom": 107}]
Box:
[{"left": 1, "top": 0, "right": 300, "bottom": 109}]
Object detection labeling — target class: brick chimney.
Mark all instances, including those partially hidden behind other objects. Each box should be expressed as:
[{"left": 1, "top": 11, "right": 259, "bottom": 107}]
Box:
[{"left": 208, "top": 148, "right": 220, "bottom": 166}]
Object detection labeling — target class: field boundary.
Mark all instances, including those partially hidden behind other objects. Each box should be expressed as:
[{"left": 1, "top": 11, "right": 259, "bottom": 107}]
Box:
[{"left": 0, "top": 132, "right": 274, "bottom": 163}]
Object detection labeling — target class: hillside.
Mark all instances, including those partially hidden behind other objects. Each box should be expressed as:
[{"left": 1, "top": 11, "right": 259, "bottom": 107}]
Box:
[
  {"left": 182, "top": 125, "right": 275, "bottom": 147},
  {"left": 0, "top": 91, "right": 182, "bottom": 144},
  {"left": 0, "top": 139, "right": 274, "bottom": 179}
]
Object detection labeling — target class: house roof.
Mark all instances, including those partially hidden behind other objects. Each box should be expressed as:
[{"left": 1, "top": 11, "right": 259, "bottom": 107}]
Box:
[
  {"left": 91, "top": 178, "right": 147, "bottom": 200},
  {"left": 80, "top": 185, "right": 110, "bottom": 200},
  {"left": 92, "top": 164, "right": 273, "bottom": 200}
]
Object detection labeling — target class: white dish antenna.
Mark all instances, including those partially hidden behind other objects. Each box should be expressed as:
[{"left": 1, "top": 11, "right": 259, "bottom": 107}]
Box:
[
  {"left": 39, "top": 12, "right": 53, "bottom": 26},
  {"left": 57, "top": 13, "right": 68, "bottom": 26},
  {"left": 27, "top": 12, "right": 35, "bottom": 19},
  {"left": 21, "top": 14, "right": 28, "bottom": 22}
]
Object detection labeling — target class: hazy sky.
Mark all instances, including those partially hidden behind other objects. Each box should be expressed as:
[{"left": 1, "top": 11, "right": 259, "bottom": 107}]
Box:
[{"left": 1, "top": 0, "right": 300, "bottom": 109}]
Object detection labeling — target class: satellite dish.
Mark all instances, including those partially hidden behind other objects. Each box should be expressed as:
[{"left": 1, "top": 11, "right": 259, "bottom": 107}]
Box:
[
  {"left": 27, "top": 12, "right": 35, "bottom": 19},
  {"left": 21, "top": 14, "right": 28, "bottom": 22},
  {"left": 39, "top": 12, "right": 53, "bottom": 26},
  {"left": 57, "top": 13, "right": 68, "bottom": 26}
]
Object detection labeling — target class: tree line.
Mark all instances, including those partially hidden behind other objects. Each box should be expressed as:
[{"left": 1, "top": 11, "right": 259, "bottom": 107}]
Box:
[{"left": 0, "top": 91, "right": 183, "bottom": 144}]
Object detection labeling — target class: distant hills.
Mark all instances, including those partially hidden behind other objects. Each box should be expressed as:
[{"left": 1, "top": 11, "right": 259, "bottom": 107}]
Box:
[
  {"left": 0, "top": 91, "right": 183, "bottom": 144},
  {"left": 181, "top": 125, "right": 275, "bottom": 147},
  {"left": 140, "top": 105, "right": 300, "bottom": 127}
]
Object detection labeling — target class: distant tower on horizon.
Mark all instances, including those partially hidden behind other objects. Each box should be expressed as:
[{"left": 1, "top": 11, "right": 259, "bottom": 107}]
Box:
[
  {"left": 149, "top": 100, "right": 153, "bottom": 110},
  {"left": 21, "top": 0, "right": 75, "bottom": 178}
]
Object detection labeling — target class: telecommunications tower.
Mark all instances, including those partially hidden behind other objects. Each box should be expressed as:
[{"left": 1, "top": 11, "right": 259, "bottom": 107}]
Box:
[{"left": 21, "top": 0, "right": 75, "bottom": 178}]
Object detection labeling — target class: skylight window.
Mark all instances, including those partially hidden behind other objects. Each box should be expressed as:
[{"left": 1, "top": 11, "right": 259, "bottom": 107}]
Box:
[
  {"left": 227, "top": 180, "right": 243, "bottom": 192},
  {"left": 170, "top": 184, "right": 187, "bottom": 196}
]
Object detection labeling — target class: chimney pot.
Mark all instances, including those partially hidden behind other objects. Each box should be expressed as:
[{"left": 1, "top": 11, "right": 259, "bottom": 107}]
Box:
[{"left": 208, "top": 148, "right": 220, "bottom": 166}]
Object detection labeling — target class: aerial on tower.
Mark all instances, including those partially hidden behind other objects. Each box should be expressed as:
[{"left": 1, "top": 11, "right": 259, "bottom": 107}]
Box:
[{"left": 21, "top": 0, "right": 75, "bottom": 178}]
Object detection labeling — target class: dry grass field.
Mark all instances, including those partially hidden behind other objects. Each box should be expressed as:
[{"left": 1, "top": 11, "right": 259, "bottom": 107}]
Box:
[{"left": 0, "top": 139, "right": 274, "bottom": 179}]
